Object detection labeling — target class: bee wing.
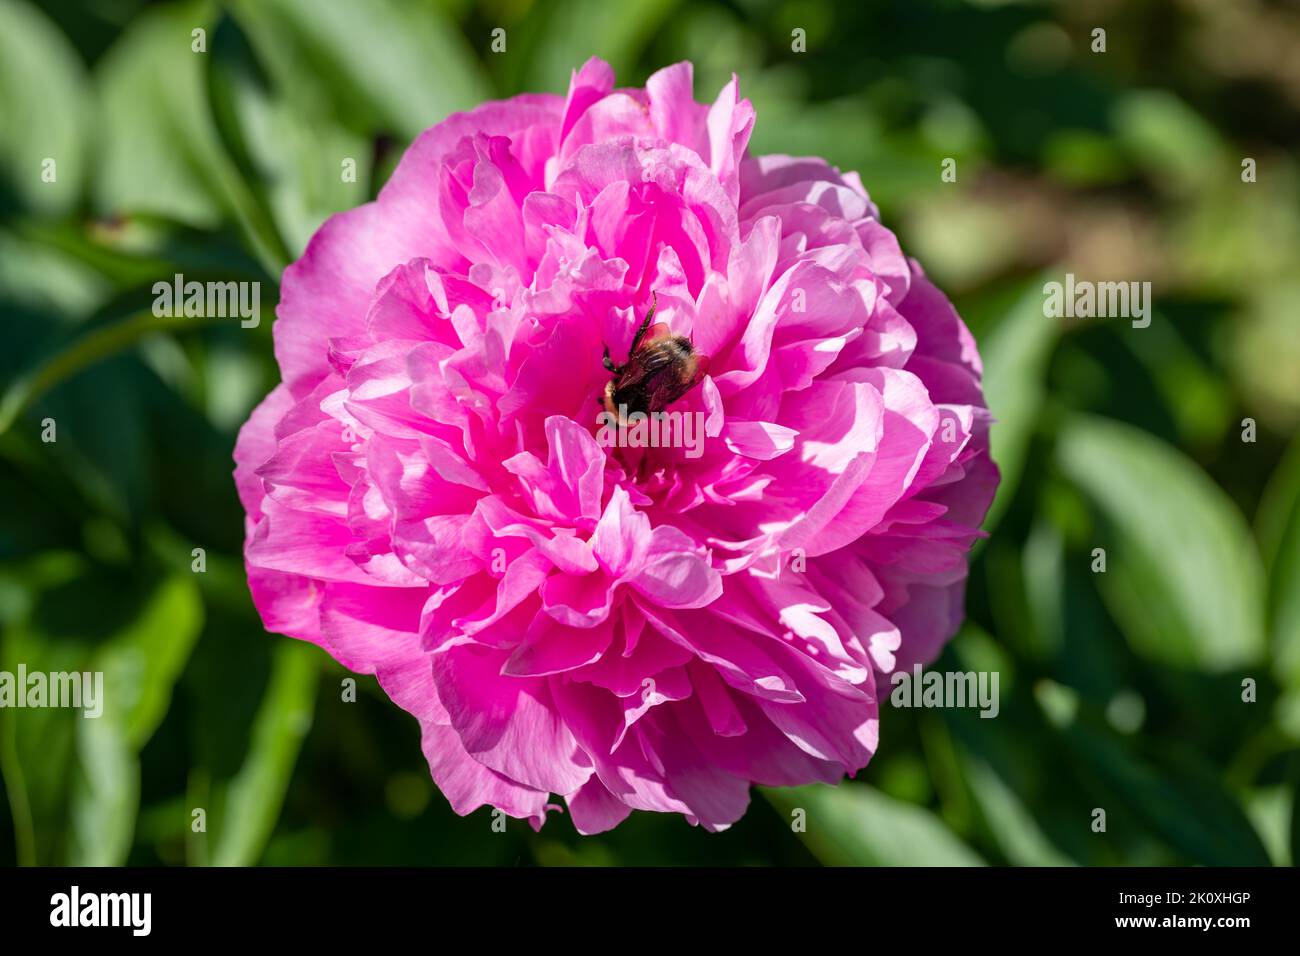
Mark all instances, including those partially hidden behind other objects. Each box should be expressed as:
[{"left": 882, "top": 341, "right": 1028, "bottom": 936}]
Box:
[
  {"left": 633, "top": 337, "right": 688, "bottom": 377},
  {"left": 635, "top": 323, "right": 673, "bottom": 351},
  {"left": 613, "top": 354, "right": 658, "bottom": 391},
  {"left": 646, "top": 352, "right": 710, "bottom": 411},
  {"left": 613, "top": 324, "right": 675, "bottom": 385},
  {"left": 689, "top": 352, "right": 710, "bottom": 385}
]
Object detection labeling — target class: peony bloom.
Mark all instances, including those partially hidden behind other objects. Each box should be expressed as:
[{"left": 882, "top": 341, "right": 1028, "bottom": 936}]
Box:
[{"left": 234, "top": 58, "right": 998, "bottom": 833}]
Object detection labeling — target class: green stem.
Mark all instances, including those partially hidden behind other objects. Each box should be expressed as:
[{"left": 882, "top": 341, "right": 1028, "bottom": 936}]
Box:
[{"left": 0, "top": 310, "right": 221, "bottom": 436}]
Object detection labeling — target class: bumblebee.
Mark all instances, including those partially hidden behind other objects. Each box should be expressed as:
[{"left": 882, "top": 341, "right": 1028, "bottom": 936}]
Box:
[{"left": 601, "top": 294, "right": 710, "bottom": 423}]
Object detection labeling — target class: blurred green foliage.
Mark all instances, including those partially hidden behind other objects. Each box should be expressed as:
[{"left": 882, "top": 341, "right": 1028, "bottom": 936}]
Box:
[{"left": 1, "top": 0, "right": 1297, "bottom": 866}]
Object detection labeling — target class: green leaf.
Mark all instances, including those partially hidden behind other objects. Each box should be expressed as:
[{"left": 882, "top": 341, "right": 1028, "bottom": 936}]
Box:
[
  {"left": 1244, "top": 785, "right": 1291, "bottom": 867},
  {"left": 0, "top": 308, "right": 222, "bottom": 439},
  {"left": 0, "top": 564, "right": 201, "bottom": 865},
  {"left": 100, "top": 574, "right": 205, "bottom": 748},
  {"left": 94, "top": 2, "right": 225, "bottom": 228},
  {"left": 94, "top": 1, "right": 288, "bottom": 274},
  {"left": 522, "top": 0, "right": 680, "bottom": 91},
  {"left": 206, "top": 17, "right": 370, "bottom": 259},
  {"left": 68, "top": 573, "right": 203, "bottom": 865},
  {"left": 1056, "top": 414, "right": 1266, "bottom": 672},
  {"left": 0, "top": 611, "right": 86, "bottom": 866},
  {"left": 763, "top": 783, "right": 985, "bottom": 866},
  {"left": 229, "top": 0, "right": 491, "bottom": 142},
  {"left": 1121, "top": 319, "right": 1231, "bottom": 449},
  {"left": 0, "top": 229, "right": 111, "bottom": 324},
  {"left": 975, "top": 278, "right": 1059, "bottom": 534},
  {"left": 68, "top": 716, "right": 136, "bottom": 866},
  {"left": 1020, "top": 517, "right": 1066, "bottom": 660},
  {"left": 0, "top": 227, "right": 114, "bottom": 397},
  {"left": 0, "top": 0, "right": 90, "bottom": 215},
  {"left": 1051, "top": 712, "right": 1271, "bottom": 866},
  {"left": 210, "top": 641, "right": 318, "bottom": 867},
  {"left": 962, "top": 753, "right": 1074, "bottom": 866},
  {"left": 1257, "top": 432, "right": 1300, "bottom": 688},
  {"left": 1111, "top": 90, "right": 1227, "bottom": 194},
  {"left": 1290, "top": 755, "right": 1300, "bottom": 870}
]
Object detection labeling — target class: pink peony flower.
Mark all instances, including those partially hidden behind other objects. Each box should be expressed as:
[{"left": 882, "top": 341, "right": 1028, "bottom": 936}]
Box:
[{"left": 234, "top": 58, "right": 998, "bottom": 833}]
